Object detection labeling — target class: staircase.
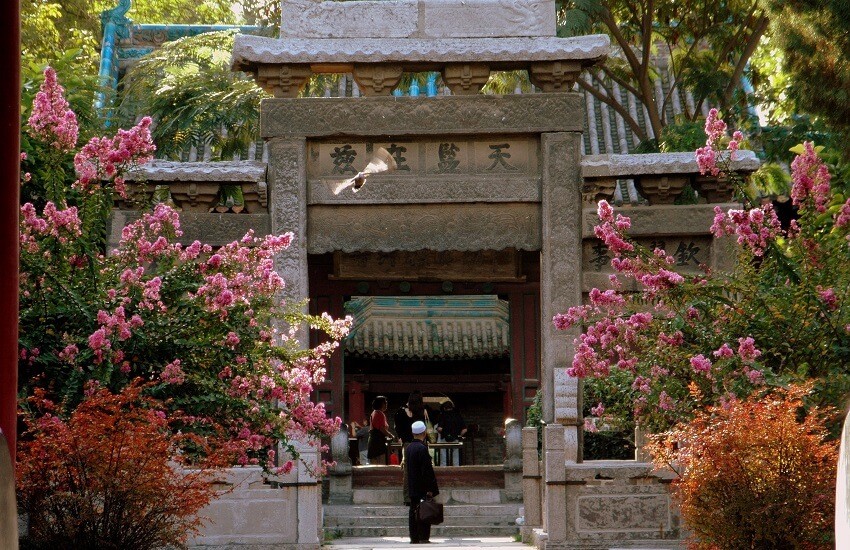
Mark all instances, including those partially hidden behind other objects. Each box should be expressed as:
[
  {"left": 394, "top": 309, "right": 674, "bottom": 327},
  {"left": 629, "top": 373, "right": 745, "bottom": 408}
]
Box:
[{"left": 323, "top": 466, "right": 521, "bottom": 539}]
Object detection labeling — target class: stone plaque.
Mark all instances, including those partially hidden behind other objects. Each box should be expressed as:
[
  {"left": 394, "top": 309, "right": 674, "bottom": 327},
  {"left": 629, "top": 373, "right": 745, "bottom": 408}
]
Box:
[
  {"left": 582, "top": 236, "right": 712, "bottom": 273},
  {"left": 307, "top": 137, "right": 539, "bottom": 179},
  {"left": 577, "top": 494, "right": 670, "bottom": 531},
  {"left": 332, "top": 250, "right": 524, "bottom": 282}
]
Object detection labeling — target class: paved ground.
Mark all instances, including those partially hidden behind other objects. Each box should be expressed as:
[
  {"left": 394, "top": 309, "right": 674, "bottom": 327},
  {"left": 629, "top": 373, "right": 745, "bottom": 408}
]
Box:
[{"left": 324, "top": 536, "right": 529, "bottom": 549}]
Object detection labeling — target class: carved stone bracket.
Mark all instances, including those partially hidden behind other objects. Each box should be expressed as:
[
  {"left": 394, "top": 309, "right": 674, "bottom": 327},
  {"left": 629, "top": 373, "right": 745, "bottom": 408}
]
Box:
[
  {"left": 693, "top": 174, "right": 736, "bottom": 203},
  {"left": 581, "top": 177, "right": 617, "bottom": 204},
  {"left": 529, "top": 61, "right": 582, "bottom": 92},
  {"left": 241, "top": 181, "right": 269, "bottom": 213},
  {"left": 634, "top": 175, "right": 689, "bottom": 205},
  {"left": 442, "top": 63, "right": 490, "bottom": 95},
  {"left": 168, "top": 182, "right": 220, "bottom": 211},
  {"left": 351, "top": 64, "right": 404, "bottom": 96},
  {"left": 256, "top": 64, "right": 312, "bottom": 98}
]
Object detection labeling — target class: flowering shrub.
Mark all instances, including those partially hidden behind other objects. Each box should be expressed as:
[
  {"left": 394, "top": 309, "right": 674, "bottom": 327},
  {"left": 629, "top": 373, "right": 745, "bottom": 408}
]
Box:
[
  {"left": 17, "top": 382, "right": 225, "bottom": 549},
  {"left": 18, "top": 67, "right": 350, "bottom": 480},
  {"left": 648, "top": 384, "right": 837, "bottom": 549},
  {"left": 556, "top": 108, "right": 850, "bottom": 434}
]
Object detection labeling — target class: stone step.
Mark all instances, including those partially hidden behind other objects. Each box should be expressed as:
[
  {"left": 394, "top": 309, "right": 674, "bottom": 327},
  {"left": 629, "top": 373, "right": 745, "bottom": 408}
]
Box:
[
  {"left": 352, "top": 488, "right": 509, "bottom": 505},
  {"left": 323, "top": 524, "right": 521, "bottom": 538},
  {"left": 325, "top": 515, "right": 519, "bottom": 528},
  {"left": 325, "top": 504, "right": 520, "bottom": 518}
]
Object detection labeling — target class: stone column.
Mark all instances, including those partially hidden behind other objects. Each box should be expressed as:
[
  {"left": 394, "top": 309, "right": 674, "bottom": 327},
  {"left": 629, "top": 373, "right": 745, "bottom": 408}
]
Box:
[
  {"left": 267, "top": 137, "right": 310, "bottom": 338},
  {"left": 540, "top": 132, "right": 583, "bottom": 462},
  {"left": 295, "top": 439, "right": 322, "bottom": 548},
  {"left": 521, "top": 426, "right": 542, "bottom": 542},
  {"left": 542, "top": 424, "right": 567, "bottom": 547}
]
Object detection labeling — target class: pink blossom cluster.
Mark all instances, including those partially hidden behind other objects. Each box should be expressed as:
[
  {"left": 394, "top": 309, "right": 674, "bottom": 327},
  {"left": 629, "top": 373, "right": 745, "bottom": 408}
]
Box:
[
  {"left": 19, "top": 202, "right": 83, "bottom": 254},
  {"left": 73, "top": 117, "right": 155, "bottom": 198},
  {"left": 818, "top": 286, "right": 838, "bottom": 311},
  {"left": 567, "top": 312, "right": 654, "bottom": 378},
  {"left": 160, "top": 359, "right": 186, "bottom": 384},
  {"left": 710, "top": 204, "right": 782, "bottom": 256},
  {"left": 790, "top": 142, "right": 832, "bottom": 213},
  {"left": 695, "top": 109, "right": 745, "bottom": 177},
  {"left": 835, "top": 199, "right": 850, "bottom": 229},
  {"left": 27, "top": 67, "right": 78, "bottom": 152}
]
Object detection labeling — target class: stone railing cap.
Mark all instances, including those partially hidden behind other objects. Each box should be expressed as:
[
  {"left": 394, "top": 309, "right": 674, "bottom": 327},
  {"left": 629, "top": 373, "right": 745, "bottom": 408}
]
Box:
[
  {"left": 565, "top": 460, "right": 678, "bottom": 481},
  {"left": 128, "top": 160, "right": 267, "bottom": 182},
  {"left": 231, "top": 34, "right": 610, "bottom": 70},
  {"left": 581, "top": 150, "right": 760, "bottom": 178}
]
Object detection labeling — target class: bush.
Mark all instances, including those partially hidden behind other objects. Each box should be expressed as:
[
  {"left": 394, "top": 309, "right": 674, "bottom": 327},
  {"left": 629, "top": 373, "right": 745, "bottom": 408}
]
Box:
[
  {"left": 17, "top": 382, "right": 222, "bottom": 549},
  {"left": 649, "top": 384, "right": 837, "bottom": 549}
]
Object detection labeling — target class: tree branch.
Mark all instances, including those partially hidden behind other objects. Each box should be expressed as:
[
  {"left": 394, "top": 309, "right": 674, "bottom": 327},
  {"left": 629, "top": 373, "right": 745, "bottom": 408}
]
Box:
[{"left": 722, "top": 15, "right": 770, "bottom": 108}]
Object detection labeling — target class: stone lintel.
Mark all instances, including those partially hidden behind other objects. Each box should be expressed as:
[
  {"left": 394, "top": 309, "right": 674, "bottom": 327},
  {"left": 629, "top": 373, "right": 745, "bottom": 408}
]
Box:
[
  {"left": 581, "top": 203, "right": 742, "bottom": 239},
  {"left": 232, "top": 35, "right": 609, "bottom": 72},
  {"left": 306, "top": 203, "right": 541, "bottom": 254},
  {"left": 581, "top": 150, "right": 759, "bottom": 178},
  {"left": 280, "top": 0, "right": 556, "bottom": 39},
  {"left": 262, "top": 95, "right": 585, "bottom": 138}
]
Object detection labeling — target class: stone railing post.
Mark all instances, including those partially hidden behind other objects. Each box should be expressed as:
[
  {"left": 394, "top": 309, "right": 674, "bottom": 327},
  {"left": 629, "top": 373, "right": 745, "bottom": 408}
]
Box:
[
  {"left": 634, "top": 425, "right": 652, "bottom": 463},
  {"left": 542, "top": 424, "right": 566, "bottom": 546},
  {"left": 328, "top": 425, "right": 353, "bottom": 503},
  {"left": 521, "top": 426, "right": 542, "bottom": 542},
  {"left": 294, "top": 438, "right": 322, "bottom": 547},
  {"left": 504, "top": 418, "right": 522, "bottom": 501}
]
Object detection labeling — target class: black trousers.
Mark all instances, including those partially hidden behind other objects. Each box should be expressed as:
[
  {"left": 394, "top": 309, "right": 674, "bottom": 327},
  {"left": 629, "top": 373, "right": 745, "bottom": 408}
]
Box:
[{"left": 408, "top": 501, "right": 431, "bottom": 543}]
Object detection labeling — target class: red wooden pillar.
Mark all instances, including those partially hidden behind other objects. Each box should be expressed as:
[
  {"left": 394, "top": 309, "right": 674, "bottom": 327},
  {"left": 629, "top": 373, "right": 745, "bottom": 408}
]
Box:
[
  {"left": 347, "top": 380, "right": 366, "bottom": 425},
  {"left": 0, "top": 0, "right": 21, "bottom": 466}
]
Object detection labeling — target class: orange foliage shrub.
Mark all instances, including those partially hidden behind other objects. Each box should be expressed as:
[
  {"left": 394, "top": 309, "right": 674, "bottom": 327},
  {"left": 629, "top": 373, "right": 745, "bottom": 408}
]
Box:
[
  {"left": 17, "top": 381, "right": 224, "bottom": 549},
  {"left": 649, "top": 384, "right": 838, "bottom": 550}
]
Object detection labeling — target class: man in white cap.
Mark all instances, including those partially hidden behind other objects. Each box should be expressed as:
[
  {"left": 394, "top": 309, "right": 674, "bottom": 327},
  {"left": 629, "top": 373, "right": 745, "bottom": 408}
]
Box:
[{"left": 406, "top": 420, "right": 439, "bottom": 544}]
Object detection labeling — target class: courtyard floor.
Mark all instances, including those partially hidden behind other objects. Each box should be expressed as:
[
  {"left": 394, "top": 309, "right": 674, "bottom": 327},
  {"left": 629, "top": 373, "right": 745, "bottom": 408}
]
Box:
[{"left": 323, "top": 536, "right": 529, "bottom": 549}]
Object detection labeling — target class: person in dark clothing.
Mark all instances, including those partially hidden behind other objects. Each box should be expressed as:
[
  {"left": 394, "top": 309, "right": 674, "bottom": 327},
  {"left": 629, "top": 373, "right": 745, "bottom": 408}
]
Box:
[
  {"left": 396, "top": 391, "right": 427, "bottom": 504},
  {"left": 435, "top": 400, "right": 467, "bottom": 466},
  {"left": 406, "top": 420, "right": 439, "bottom": 544}
]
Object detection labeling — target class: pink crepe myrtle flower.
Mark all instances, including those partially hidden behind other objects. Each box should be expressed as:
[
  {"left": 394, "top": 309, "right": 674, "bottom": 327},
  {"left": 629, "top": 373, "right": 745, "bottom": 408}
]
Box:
[
  {"left": 790, "top": 142, "right": 831, "bottom": 213},
  {"left": 737, "top": 337, "right": 762, "bottom": 364},
  {"left": 160, "top": 359, "right": 186, "bottom": 385},
  {"left": 690, "top": 354, "right": 713, "bottom": 376},
  {"left": 27, "top": 67, "right": 78, "bottom": 152}
]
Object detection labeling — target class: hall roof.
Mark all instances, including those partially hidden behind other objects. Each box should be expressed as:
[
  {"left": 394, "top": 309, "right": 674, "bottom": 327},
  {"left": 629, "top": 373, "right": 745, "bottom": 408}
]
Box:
[{"left": 343, "top": 296, "right": 511, "bottom": 360}]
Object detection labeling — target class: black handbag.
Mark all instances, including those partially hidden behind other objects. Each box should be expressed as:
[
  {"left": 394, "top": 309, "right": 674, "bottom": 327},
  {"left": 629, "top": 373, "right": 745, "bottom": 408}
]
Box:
[{"left": 416, "top": 495, "right": 444, "bottom": 525}]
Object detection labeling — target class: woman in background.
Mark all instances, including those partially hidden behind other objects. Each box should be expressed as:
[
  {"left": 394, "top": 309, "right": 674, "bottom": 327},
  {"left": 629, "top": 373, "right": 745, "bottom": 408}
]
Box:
[{"left": 367, "top": 396, "right": 393, "bottom": 465}]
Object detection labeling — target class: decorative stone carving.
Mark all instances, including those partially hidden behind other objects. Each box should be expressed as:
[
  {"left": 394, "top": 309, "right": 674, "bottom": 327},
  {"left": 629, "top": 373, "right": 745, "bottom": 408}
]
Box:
[
  {"left": 168, "top": 182, "right": 220, "bottom": 211},
  {"left": 529, "top": 61, "right": 583, "bottom": 92},
  {"left": 351, "top": 64, "right": 404, "bottom": 96},
  {"left": 580, "top": 177, "right": 616, "bottom": 204},
  {"left": 633, "top": 174, "right": 689, "bottom": 205},
  {"left": 442, "top": 63, "right": 491, "bottom": 95},
  {"left": 693, "top": 174, "right": 736, "bottom": 203},
  {"left": 241, "top": 181, "right": 268, "bottom": 213},
  {"left": 306, "top": 203, "right": 542, "bottom": 253},
  {"left": 262, "top": 95, "right": 585, "bottom": 138},
  {"left": 256, "top": 64, "right": 311, "bottom": 98}
]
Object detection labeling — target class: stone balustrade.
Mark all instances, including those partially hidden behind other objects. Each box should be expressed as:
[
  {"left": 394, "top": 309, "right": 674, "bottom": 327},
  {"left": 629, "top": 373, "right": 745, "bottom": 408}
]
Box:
[{"left": 582, "top": 151, "right": 760, "bottom": 205}]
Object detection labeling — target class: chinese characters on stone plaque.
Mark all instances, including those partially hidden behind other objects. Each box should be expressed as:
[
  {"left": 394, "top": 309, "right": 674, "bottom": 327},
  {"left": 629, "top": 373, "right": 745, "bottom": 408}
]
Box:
[{"left": 585, "top": 238, "right": 708, "bottom": 272}]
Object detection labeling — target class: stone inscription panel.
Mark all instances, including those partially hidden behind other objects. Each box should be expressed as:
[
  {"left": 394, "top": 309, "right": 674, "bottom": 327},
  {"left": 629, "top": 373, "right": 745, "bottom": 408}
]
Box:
[
  {"left": 308, "top": 136, "right": 539, "bottom": 179},
  {"left": 582, "top": 236, "right": 712, "bottom": 273},
  {"left": 576, "top": 494, "right": 670, "bottom": 532}
]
